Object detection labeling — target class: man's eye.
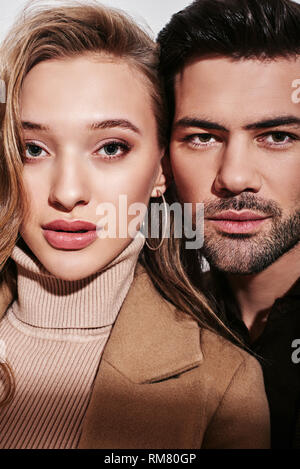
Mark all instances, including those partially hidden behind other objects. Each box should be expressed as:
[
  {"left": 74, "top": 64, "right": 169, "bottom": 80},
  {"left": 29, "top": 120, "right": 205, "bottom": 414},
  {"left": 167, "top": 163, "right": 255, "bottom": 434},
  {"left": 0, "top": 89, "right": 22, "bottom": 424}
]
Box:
[
  {"left": 197, "top": 134, "right": 215, "bottom": 142},
  {"left": 269, "top": 132, "right": 290, "bottom": 143},
  {"left": 258, "top": 132, "right": 298, "bottom": 146},
  {"left": 96, "top": 141, "right": 130, "bottom": 159},
  {"left": 25, "top": 143, "right": 47, "bottom": 158},
  {"left": 184, "top": 133, "right": 219, "bottom": 148}
]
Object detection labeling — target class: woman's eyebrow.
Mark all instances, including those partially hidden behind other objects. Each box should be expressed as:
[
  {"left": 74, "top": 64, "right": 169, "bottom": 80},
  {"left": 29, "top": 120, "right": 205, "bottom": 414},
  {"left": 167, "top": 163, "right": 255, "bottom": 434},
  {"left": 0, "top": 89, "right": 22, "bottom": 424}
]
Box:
[
  {"left": 22, "top": 121, "right": 49, "bottom": 131},
  {"left": 21, "top": 119, "right": 141, "bottom": 134},
  {"left": 88, "top": 119, "right": 141, "bottom": 134}
]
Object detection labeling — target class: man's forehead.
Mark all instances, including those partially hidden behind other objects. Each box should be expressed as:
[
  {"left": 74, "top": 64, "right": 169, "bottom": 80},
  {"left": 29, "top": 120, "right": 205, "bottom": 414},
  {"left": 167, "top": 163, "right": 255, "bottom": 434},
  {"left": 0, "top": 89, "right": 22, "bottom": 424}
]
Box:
[
  {"left": 173, "top": 55, "right": 300, "bottom": 124},
  {"left": 175, "top": 55, "right": 300, "bottom": 81}
]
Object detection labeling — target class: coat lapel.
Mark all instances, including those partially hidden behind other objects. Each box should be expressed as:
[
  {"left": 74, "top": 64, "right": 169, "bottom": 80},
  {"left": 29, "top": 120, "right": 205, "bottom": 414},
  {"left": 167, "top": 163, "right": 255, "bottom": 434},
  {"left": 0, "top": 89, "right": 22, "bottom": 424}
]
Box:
[
  {"left": 0, "top": 262, "right": 204, "bottom": 448},
  {"left": 100, "top": 263, "right": 203, "bottom": 383},
  {"left": 78, "top": 263, "right": 203, "bottom": 448},
  {"left": 0, "top": 264, "right": 203, "bottom": 382}
]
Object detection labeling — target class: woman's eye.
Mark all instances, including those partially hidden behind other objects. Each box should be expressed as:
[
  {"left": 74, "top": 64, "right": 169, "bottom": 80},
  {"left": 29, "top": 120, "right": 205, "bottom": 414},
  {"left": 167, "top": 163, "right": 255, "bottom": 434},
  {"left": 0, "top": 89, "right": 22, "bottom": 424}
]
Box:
[
  {"left": 25, "top": 143, "right": 47, "bottom": 159},
  {"left": 96, "top": 141, "right": 130, "bottom": 159}
]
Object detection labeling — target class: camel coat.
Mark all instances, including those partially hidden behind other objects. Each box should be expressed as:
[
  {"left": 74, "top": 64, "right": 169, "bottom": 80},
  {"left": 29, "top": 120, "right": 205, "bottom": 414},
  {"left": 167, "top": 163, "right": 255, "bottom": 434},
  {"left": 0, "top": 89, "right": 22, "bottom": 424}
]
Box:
[{"left": 0, "top": 264, "right": 270, "bottom": 449}]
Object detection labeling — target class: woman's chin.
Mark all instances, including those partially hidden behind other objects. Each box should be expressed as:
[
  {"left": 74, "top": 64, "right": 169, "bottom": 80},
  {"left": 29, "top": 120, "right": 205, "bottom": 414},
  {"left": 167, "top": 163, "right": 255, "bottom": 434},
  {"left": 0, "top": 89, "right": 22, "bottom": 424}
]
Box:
[
  {"left": 21, "top": 231, "right": 134, "bottom": 281},
  {"left": 41, "top": 261, "right": 103, "bottom": 281},
  {"left": 29, "top": 245, "right": 108, "bottom": 281}
]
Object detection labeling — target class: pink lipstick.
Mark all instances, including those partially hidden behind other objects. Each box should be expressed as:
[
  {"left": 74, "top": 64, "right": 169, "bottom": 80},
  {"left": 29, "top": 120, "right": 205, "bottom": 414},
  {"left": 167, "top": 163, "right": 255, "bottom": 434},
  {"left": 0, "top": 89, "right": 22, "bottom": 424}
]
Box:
[
  {"left": 206, "top": 210, "right": 271, "bottom": 234},
  {"left": 42, "top": 219, "right": 98, "bottom": 250}
]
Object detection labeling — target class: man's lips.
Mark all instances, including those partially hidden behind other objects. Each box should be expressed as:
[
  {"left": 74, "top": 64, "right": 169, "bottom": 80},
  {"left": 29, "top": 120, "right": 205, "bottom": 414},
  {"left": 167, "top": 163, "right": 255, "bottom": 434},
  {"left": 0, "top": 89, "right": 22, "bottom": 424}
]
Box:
[
  {"left": 206, "top": 211, "right": 271, "bottom": 234},
  {"left": 206, "top": 210, "right": 270, "bottom": 221}
]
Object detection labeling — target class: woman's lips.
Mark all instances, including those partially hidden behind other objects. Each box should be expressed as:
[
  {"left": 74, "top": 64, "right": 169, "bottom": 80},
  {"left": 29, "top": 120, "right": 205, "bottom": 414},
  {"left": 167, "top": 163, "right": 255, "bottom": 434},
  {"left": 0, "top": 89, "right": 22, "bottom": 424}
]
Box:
[
  {"left": 42, "top": 219, "right": 98, "bottom": 250},
  {"left": 206, "top": 210, "right": 271, "bottom": 234}
]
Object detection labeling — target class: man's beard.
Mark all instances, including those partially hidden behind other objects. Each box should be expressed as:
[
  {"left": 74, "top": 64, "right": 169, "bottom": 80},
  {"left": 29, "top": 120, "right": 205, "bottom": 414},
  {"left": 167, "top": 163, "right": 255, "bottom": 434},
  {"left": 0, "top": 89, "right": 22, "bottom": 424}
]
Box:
[{"left": 201, "top": 194, "right": 300, "bottom": 275}]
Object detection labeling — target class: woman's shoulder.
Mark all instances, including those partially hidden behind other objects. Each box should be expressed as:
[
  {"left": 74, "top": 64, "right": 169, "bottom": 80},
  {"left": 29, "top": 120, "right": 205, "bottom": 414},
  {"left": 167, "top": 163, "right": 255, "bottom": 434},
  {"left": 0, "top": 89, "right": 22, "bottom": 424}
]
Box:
[
  {"left": 200, "top": 326, "right": 258, "bottom": 369},
  {"left": 135, "top": 262, "right": 254, "bottom": 356},
  {"left": 130, "top": 264, "right": 270, "bottom": 446},
  {"left": 198, "top": 327, "right": 264, "bottom": 394},
  {"left": 197, "top": 328, "right": 270, "bottom": 449},
  {"left": 133, "top": 262, "right": 262, "bottom": 385}
]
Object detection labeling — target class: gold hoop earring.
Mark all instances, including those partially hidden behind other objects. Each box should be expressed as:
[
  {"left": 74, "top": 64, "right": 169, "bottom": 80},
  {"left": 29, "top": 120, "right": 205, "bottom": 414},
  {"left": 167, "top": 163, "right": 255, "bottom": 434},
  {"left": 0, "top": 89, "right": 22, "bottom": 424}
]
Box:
[{"left": 145, "top": 190, "right": 168, "bottom": 251}]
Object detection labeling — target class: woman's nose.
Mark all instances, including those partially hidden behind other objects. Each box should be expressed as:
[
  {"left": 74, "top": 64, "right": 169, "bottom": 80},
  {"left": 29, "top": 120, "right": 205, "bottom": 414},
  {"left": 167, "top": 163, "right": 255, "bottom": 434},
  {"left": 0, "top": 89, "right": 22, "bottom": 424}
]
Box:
[{"left": 48, "top": 153, "right": 90, "bottom": 212}]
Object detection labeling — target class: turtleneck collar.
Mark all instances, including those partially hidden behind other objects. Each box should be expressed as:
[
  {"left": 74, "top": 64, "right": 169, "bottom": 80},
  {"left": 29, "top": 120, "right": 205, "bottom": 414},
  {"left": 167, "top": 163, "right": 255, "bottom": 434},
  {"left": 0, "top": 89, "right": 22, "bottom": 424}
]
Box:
[{"left": 10, "top": 234, "right": 145, "bottom": 330}]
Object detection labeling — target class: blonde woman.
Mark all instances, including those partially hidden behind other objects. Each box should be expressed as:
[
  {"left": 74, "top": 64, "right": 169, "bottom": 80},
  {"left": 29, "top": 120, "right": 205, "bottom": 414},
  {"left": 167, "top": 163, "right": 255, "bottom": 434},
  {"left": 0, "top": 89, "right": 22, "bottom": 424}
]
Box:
[{"left": 0, "top": 1, "right": 269, "bottom": 449}]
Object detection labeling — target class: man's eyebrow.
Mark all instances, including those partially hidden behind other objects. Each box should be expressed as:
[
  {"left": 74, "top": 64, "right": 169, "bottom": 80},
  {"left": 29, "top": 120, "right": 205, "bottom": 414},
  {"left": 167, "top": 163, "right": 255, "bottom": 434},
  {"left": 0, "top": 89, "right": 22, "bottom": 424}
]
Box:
[
  {"left": 245, "top": 116, "right": 300, "bottom": 130},
  {"left": 21, "top": 119, "right": 141, "bottom": 134},
  {"left": 173, "top": 117, "right": 228, "bottom": 132}
]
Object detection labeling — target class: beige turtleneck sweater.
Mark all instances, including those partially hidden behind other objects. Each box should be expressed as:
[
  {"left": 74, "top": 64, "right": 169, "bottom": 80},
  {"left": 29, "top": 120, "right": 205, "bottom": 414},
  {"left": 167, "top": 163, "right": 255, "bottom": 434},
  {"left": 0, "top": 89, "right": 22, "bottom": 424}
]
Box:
[{"left": 0, "top": 234, "right": 145, "bottom": 449}]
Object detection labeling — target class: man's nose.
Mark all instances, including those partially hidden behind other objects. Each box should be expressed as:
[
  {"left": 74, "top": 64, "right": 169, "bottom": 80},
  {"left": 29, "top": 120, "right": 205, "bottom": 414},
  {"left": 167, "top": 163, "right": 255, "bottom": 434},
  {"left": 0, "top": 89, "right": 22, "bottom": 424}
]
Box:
[
  {"left": 213, "top": 137, "right": 262, "bottom": 196},
  {"left": 48, "top": 153, "right": 90, "bottom": 212}
]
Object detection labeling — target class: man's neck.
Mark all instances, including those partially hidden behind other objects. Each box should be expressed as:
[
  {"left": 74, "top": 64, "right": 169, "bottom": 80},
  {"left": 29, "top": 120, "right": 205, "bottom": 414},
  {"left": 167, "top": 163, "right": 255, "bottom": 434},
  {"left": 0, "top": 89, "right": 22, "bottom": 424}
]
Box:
[{"left": 226, "top": 245, "right": 300, "bottom": 342}]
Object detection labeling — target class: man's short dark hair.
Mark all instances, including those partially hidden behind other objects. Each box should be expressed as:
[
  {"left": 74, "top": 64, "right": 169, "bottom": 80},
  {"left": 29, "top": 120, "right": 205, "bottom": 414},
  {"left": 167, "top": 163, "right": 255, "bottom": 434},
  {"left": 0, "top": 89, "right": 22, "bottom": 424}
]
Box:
[{"left": 157, "top": 0, "right": 300, "bottom": 123}]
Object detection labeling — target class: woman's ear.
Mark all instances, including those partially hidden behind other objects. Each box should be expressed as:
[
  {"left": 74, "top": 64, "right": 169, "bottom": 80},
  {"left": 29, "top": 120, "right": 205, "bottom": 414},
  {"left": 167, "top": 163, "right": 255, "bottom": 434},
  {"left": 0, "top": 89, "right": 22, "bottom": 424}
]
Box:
[
  {"left": 150, "top": 154, "right": 173, "bottom": 198},
  {"left": 151, "top": 161, "right": 167, "bottom": 198},
  {"left": 161, "top": 153, "right": 173, "bottom": 189}
]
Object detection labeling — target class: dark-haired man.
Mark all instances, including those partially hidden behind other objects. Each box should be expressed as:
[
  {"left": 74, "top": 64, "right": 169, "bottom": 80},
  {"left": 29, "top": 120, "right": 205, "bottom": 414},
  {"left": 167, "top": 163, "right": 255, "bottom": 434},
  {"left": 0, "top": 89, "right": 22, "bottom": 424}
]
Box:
[{"left": 158, "top": 0, "right": 300, "bottom": 448}]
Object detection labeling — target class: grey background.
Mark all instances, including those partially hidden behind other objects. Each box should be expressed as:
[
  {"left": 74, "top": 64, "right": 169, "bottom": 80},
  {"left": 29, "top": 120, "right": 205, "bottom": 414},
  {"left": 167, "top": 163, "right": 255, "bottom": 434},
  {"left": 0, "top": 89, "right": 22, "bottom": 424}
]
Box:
[
  {"left": 1, "top": 0, "right": 299, "bottom": 43},
  {"left": 0, "top": 0, "right": 194, "bottom": 42}
]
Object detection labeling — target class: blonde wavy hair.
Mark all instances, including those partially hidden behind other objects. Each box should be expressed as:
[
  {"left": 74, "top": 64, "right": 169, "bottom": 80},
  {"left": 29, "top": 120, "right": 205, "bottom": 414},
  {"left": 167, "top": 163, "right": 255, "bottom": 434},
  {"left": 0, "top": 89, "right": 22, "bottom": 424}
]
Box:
[
  {"left": 0, "top": 0, "right": 244, "bottom": 408},
  {"left": 0, "top": 0, "right": 168, "bottom": 407}
]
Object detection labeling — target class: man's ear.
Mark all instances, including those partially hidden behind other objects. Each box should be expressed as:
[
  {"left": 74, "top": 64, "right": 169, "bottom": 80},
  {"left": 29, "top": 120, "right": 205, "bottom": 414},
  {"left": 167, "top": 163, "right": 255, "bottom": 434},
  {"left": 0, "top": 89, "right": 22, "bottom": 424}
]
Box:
[{"left": 150, "top": 154, "right": 173, "bottom": 198}]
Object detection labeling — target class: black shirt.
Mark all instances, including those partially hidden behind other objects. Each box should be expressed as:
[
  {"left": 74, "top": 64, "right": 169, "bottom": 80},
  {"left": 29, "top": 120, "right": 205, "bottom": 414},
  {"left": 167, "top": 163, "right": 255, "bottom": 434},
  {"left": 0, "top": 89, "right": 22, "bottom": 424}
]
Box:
[{"left": 209, "top": 274, "right": 300, "bottom": 449}]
